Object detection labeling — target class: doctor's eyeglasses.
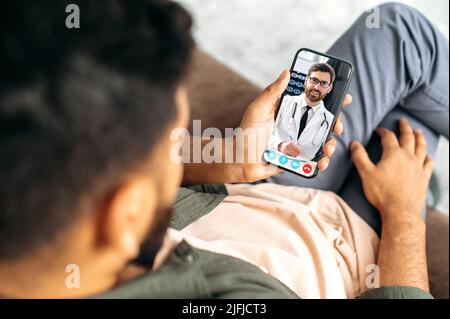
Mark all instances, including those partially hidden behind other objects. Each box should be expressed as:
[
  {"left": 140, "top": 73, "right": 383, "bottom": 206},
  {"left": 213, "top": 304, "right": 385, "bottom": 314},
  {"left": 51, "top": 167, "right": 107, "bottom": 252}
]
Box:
[{"left": 307, "top": 76, "right": 331, "bottom": 89}]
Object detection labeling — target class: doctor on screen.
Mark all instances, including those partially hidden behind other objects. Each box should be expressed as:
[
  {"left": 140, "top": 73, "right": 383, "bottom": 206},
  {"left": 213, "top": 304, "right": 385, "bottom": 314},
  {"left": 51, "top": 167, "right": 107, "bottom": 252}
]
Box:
[{"left": 270, "top": 63, "right": 336, "bottom": 162}]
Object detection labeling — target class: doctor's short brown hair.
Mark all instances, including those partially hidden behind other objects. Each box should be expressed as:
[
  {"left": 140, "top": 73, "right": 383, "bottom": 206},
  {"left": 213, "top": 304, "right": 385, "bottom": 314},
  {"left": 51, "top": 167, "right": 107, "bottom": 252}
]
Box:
[{"left": 308, "top": 63, "right": 336, "bottom": 84}]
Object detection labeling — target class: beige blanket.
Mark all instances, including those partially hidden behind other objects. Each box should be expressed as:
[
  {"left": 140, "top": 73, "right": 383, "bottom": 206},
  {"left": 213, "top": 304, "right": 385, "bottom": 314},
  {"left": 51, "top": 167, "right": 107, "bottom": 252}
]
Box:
[{"left": 154, "top": 183, "right": 379, "bottom": 299}]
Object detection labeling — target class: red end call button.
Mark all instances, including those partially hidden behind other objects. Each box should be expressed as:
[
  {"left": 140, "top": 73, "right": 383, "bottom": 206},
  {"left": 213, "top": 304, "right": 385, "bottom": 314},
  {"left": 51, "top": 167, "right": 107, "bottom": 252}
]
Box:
[{"left": 302, "top": 164, "right": 313, "bottom": 174}]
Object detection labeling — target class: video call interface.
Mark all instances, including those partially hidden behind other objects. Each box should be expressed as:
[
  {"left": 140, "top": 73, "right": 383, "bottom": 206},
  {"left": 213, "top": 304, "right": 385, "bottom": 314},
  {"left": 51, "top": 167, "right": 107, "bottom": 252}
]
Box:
[{"left": 265, "top": 50, "right": 352, "bottom": 177}]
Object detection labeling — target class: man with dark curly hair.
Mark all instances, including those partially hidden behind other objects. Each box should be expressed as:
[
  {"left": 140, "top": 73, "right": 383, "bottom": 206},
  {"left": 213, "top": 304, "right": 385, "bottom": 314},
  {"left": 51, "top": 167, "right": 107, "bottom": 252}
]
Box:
[{"left": 0, "top": 1, "right": 447, "bottom": 299}]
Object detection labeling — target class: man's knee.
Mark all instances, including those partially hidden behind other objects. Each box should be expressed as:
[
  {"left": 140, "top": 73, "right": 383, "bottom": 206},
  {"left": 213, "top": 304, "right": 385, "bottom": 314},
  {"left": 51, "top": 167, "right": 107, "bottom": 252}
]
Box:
[
  {"left": 351, "top": 2, "right": 425, "bottom": 36},
  {"left": 377, "top": 2, "right": 426, "bottom": 27},
  {"left": 355, "top": 2, "right": 438, "bottom": 48}
]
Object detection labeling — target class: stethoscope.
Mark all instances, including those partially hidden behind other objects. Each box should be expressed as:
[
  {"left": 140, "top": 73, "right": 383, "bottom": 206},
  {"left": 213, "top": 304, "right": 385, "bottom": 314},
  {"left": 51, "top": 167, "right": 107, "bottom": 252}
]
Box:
[{"left": 287, "top": 102, "right": 330, "bottom": 146}]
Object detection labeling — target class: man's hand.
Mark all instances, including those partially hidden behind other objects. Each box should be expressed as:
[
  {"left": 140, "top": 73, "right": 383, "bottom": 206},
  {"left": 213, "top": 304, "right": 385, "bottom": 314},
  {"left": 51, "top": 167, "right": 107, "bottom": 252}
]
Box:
[
  {"left": 238, "top": 70, "right": 352, "bottom": 182},
  {"left": 350, "top": 118, "right": 433, "bottom": 222},
  {"left": 351, "top": 118, "right": 433, "bottom": 292},
  {"left": 278, "top": 142, "right": 301, "bottom": 157},
  {"left": 183, "top": 70, "right": 352, "bottom": 185}
]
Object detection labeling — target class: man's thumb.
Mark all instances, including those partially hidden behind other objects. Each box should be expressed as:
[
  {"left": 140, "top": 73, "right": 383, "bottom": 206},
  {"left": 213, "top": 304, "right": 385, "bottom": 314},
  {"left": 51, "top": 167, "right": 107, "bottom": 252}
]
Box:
[{"left": 262, "top": 69, "right": 290, "bottom": 103}]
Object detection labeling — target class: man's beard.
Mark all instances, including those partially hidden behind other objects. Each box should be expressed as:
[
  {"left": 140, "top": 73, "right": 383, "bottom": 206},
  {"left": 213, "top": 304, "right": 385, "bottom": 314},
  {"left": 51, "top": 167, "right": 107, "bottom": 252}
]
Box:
[
  {"left": 305, "top": 86, "right": 327, "bottom": 103},
  {"left": 131, "top": 206, "right": 173, "bottom": 269}
]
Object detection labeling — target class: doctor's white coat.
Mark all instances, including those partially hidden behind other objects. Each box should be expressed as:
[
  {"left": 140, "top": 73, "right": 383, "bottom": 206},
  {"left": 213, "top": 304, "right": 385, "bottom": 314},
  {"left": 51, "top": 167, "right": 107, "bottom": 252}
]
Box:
[{"left": 269, "top": 93, "right": 335, "bottom": 161}]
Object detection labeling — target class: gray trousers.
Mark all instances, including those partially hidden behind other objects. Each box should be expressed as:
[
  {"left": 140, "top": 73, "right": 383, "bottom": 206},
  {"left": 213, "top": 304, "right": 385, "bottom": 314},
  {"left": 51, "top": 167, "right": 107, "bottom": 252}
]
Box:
[{"left": 267, "top": 3, "right": 449, "bottom": 235}]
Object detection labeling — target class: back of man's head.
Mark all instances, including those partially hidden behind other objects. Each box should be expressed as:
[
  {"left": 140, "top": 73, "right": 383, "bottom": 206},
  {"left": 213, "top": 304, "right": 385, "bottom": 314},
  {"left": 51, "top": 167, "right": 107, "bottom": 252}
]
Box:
[{"left": 0, "top": 0, "right": 194, "bottom": 261}]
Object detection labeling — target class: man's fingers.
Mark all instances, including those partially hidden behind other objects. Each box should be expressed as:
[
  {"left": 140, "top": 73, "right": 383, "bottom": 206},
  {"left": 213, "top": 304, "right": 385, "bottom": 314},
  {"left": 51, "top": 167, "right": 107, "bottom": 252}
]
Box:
[
  {"left": 399, "top": 118, "right": 415, "bottom": 153},
  {"left": 333, "top": 117, "right": 344, "bottom": 135},
  {"left": 318, "top": 156, "right": 330, "bottom": 171},
  {"left": 323, "top": 138, "right": 337, "bottom": 157},
  {"left": 414, "top": 129, "right": 427, "bottom": 161},
  {"left": 343, "top": 94, "right": 352, "bottom": 106},
  {"left": 376, "top": 128, "right": 399, "bottom": 152},
  {"left": 248, "top": 163, "right": 282, "bottom": 182},
  {"left": 262, "top": 162, "right": 283, "bottom": 175},
  {"left": 423, "top": 155, "right": 433, "bottom": 179},
  {"left": 350, "top": 141, "right": 375, "bottom": 177}
]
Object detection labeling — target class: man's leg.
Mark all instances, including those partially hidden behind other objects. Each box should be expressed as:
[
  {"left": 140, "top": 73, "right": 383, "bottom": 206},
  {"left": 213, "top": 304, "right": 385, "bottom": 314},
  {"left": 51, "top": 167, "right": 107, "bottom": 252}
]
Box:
[
  {"left": 338, "top": 109, "right": 440, "bottom": 236},
  {"left": 268, "top": 2, "right": 449, "bottom": 192}
]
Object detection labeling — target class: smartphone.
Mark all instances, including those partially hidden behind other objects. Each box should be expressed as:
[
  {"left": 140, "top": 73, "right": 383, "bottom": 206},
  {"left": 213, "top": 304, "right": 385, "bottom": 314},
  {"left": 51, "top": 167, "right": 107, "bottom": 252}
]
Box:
[{"left": 263, "top": 48, "right": 354, "bottom": 178}]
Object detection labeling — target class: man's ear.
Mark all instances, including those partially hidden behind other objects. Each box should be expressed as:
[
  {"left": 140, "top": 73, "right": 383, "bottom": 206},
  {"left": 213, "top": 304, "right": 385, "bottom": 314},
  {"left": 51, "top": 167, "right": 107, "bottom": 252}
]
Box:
[{"left": 97, "top": 176, "right": 157, "bottom": 261}]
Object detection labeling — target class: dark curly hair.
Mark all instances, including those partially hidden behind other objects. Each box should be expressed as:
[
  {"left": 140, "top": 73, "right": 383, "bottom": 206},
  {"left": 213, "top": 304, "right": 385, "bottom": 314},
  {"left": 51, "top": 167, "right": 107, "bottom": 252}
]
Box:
[{"left": 0, "top": 0, "right": 194, "bottom": 259}]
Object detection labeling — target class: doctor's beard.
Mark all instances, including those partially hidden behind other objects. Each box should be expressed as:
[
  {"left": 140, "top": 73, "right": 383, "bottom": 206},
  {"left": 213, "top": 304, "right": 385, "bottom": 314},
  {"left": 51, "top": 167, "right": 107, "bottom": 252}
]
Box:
[{"left": 305, "top": 86, "right": 327, "bottom": 103}]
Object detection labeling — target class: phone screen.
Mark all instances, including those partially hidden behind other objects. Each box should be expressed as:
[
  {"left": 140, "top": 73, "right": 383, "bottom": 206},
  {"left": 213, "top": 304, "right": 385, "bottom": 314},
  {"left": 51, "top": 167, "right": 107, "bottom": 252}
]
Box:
[{"left": 264, "top": 49, "right": 353, "bottom": 178}]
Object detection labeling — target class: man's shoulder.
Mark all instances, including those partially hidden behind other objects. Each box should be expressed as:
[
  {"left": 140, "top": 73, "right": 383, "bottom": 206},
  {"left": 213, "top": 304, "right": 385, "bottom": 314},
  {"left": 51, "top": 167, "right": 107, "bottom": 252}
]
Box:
[
  {"left": 171, "top": 185, "right": 228, "bottom": 230},
  {"left": 98, "top": 242, "right": 300, "bottom": 299}
]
